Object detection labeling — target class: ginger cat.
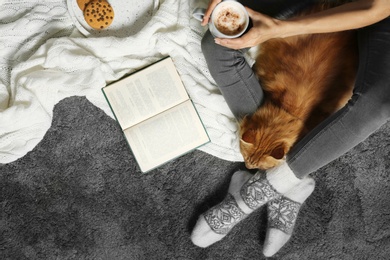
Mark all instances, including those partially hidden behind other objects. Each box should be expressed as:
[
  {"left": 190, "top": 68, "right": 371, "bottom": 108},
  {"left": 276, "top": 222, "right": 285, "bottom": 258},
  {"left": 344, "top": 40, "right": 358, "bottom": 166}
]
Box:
[{"left": 239, "top": 2, "right": 358, "bottom": 170}]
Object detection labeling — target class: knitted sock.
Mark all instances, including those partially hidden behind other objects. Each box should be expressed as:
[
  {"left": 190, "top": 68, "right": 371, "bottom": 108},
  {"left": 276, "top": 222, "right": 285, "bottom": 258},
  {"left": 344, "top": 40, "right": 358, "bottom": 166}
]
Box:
[
  {"left": 191, "top": 170, "right": 281, "bottom": 248},
  {"left": 263, "top": 177, "right": 315, "bottom": 257}
]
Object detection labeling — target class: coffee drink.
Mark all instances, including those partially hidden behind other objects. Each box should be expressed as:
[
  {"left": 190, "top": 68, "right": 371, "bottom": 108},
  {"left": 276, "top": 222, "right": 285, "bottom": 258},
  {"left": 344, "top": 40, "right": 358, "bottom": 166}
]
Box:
[
  {"left": 214, "top": 5, "right": 246, "bottom": 36},
  {"left": 192, "top": 0, "right": 249, "bottom": 38}
]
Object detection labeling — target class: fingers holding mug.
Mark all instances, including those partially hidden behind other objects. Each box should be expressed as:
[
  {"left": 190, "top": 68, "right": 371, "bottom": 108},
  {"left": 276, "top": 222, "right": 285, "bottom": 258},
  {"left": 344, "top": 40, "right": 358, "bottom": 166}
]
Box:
[{"left": 202, "top": 0, "right": 222, "bottom": 25}]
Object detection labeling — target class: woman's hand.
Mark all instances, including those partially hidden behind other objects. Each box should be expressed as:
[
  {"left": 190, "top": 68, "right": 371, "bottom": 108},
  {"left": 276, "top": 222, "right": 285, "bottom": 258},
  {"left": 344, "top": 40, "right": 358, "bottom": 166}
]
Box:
[
  {"left": 201, "top": 0, "right": 222, "bottom": 26},
  {"left": 214, "top": 7, "right": 286, "bottom": 50}
]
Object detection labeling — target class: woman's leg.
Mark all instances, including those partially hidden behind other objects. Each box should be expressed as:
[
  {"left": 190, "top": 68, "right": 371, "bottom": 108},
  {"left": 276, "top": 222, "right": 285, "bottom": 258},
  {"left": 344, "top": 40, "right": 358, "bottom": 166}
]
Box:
[
  {"left": 201, "top": 30, "right": 264, "bottom": 119},
  {"left": 287, "top": 17, "right": 390, "bottom": 178}
]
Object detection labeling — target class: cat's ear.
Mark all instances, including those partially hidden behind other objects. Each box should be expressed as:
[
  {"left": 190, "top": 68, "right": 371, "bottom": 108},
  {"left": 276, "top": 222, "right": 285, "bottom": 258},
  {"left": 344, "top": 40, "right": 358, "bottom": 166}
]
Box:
[
  {"left": 241, "top": 129, "right": 256, "bottom": 144},
  {"left": 270, "top": 143, "right": 286, "bottom": 160}
]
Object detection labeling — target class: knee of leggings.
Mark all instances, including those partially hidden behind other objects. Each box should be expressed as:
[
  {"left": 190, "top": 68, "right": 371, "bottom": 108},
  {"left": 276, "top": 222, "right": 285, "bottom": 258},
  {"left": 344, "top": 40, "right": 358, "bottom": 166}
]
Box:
[
  {"left": 366, "top": 83, "right": 390, "bottom": 120},
  {"left": 377, "top": 95, "right": 390, "bottom": 120},
  {"left": 350, "top": 89, "right": 390, "bottom": 126}
]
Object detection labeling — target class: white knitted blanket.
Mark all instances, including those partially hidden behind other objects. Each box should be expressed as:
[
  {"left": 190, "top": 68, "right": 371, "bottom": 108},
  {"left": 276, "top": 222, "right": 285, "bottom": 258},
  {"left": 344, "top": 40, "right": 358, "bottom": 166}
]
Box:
[{"left": 0, "top": 0, "right": 245, "bottom": 164}]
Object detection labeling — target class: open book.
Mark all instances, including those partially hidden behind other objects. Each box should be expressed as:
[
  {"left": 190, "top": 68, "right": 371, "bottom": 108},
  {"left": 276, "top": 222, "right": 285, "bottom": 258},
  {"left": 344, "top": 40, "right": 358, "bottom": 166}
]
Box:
[{"left": 102, "top": 57, "right": 210, "bottom": 172}]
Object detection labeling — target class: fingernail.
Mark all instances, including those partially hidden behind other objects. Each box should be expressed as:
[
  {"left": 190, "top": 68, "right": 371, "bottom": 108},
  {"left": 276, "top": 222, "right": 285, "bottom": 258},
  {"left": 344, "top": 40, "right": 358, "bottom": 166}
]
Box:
[{"left": 214, "top": 39, "right": 220, "bottom": 44}]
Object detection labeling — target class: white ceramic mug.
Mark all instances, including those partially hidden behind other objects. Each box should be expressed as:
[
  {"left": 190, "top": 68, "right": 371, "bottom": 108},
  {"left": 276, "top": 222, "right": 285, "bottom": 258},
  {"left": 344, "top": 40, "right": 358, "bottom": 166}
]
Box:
[{"left": 193, "top": 0, "right": 249, "bottom": 38}]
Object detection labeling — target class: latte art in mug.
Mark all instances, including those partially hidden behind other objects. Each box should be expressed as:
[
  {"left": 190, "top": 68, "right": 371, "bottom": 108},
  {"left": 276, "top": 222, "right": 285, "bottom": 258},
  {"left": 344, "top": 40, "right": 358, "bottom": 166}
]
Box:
[{"left": 213, "top": 4, "right": 247, "bottom": 36}]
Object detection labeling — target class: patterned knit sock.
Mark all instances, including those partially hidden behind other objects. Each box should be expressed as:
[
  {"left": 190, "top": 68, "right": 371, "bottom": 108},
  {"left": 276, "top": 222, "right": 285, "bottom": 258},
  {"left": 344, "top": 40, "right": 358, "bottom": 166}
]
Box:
[
  {"left": 263, "top": 177, "right": 315, "bottom": 257},
  {"left": 191, "top": 170, "right": 281, "bottom": 248}
]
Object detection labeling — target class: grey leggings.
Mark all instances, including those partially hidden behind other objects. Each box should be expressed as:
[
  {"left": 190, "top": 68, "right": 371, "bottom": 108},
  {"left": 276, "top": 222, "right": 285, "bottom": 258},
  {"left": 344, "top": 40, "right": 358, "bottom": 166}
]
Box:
[{"left": 201, "top": 1, "right": 390, "bottom": 178}]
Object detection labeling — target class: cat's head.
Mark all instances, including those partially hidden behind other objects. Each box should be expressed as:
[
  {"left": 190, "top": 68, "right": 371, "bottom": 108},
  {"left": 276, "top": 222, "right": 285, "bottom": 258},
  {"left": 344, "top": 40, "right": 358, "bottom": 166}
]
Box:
[{"left": 239, "top": 101, "right": 304, "bottom": 170}]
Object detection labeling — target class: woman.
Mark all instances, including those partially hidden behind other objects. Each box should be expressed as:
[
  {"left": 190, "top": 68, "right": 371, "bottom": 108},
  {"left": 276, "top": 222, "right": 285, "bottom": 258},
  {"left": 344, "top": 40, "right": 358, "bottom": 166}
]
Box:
[{"left": 191, "top": 0, "right": 390, "bottom": 256}]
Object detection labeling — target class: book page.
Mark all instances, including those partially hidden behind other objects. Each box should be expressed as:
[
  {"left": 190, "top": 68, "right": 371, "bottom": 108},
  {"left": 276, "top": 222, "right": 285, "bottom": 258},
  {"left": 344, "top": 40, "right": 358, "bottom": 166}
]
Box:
[
  {"left": 103, "top": 58, "right": 189, "bottom": 130},
  {"left": 123, "top": 100, "right": 210, "bottom": 172}
]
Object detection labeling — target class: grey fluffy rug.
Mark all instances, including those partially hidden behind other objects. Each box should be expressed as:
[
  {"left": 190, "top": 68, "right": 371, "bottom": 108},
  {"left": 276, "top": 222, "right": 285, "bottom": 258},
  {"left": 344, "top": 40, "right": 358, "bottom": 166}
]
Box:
[{"left": 1, "top": 96, "right": 390, "bottom": 260}]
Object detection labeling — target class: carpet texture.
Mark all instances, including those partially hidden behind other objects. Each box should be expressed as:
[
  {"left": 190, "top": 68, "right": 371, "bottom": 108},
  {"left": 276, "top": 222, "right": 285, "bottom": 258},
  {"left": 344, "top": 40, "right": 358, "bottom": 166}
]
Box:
[{"left": 1, "top": 96, "right": 390, "bottom": 260}]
